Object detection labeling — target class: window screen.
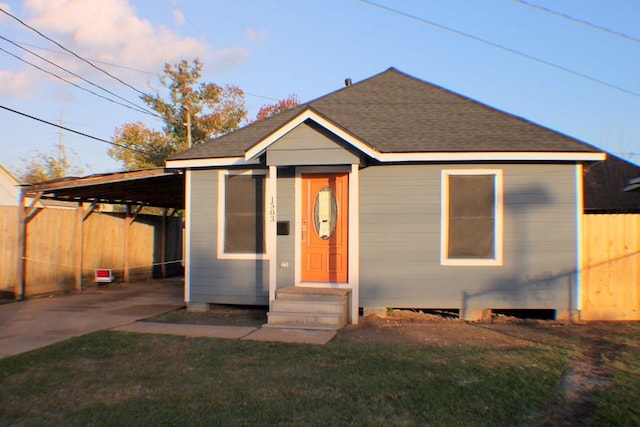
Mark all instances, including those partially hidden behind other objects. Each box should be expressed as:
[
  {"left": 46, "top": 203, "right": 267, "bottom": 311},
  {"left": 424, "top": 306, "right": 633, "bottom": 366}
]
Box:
[
  {"left": 448, "top": 174, "right": 495, "bottom": 259},
  {"left": 224, "top": 174, "right": 265, "bottom": 254}
]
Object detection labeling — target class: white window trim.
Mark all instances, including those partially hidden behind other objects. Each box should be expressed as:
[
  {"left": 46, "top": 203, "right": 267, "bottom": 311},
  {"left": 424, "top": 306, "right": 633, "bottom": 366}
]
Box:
[
  {"left": 440, "top": 169, "right": 504, "bottom": 267},
  {"left": 184, "top": 169, "right": 192, "bottom": 302},
  {"left": 217, "top": 169, "right": 270, "bottom": 260}
]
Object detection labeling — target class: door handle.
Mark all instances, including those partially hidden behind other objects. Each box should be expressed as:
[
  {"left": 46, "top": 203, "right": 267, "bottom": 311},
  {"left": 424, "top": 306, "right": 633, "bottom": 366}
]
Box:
[{"left": 301, "top": 219, "right": 307, "bottom": 242}]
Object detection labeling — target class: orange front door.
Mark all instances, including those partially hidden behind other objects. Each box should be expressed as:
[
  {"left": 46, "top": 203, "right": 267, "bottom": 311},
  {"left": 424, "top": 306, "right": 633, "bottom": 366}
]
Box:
[{"left": 301, "top": 173, "right": 348, "bottom": 283}]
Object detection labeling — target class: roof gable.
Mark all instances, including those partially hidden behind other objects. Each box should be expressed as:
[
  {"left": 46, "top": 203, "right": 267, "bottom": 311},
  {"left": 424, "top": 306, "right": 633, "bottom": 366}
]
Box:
[
  {"left": 245, "top": 108, "right": 376, "bottom": 161},
  {"left": 167, "top": 68, "right": 604, "bottom": 167}
]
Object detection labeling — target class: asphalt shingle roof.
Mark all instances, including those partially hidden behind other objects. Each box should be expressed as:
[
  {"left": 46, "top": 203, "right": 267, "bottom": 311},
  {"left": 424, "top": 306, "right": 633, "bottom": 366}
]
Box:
[{"left": 170, "top": 68, "right": 600, "bottom": 161}]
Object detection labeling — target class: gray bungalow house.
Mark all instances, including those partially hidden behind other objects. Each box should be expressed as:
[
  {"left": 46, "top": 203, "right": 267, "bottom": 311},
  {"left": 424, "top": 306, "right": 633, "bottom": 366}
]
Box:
[{"left": 166, "top": 68, "right": 604, "bottom": 325}]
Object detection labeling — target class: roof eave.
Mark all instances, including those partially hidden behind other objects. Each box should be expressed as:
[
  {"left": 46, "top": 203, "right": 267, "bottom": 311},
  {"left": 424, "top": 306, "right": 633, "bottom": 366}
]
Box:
[
  {"left": 166, "top": 151, "right": 605, "bottom": 168},
  {"left": 166, "top": 157, "right": 262, "bottom": 168}
]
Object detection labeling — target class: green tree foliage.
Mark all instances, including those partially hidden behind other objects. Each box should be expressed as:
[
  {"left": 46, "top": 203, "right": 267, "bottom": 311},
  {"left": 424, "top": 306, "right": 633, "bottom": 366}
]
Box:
[
  {"left": 19, "top": 141, "right": 85, "bottom": 184},
  {"left": 109, "top": 59, "right": 247, "bottom": 170}
]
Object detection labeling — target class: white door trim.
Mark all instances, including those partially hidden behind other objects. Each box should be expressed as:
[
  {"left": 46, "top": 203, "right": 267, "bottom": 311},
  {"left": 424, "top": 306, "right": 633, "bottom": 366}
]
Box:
[
  {"left": 268, "top": 165, "right": 277, "bottom": 308},
  {"left": 294, "top": 164, "right": 360, "bottom": 324}
]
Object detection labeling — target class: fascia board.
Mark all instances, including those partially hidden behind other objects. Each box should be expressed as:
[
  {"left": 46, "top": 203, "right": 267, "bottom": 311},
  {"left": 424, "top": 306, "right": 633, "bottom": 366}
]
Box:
[
  {"left": 165, "top": 157, "right": 261, "bottom": 168},
  {"left": 244, "top": 109, "right": 378, "bottom": 161},
  {"left": 168, "top": 151, "right": 605, "bottom": 168},
  {"left": 376, "top": 152, "right": 606, "bottom": 162}
]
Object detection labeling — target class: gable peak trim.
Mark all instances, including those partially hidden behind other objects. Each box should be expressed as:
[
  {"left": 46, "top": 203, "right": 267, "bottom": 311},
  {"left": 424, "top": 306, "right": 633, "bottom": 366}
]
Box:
[{"left": 244, "top": 107, "right": 378, "bottom": 161}]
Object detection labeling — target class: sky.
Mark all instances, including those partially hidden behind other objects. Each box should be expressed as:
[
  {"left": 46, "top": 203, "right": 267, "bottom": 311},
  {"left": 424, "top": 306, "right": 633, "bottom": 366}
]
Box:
[{"left": 1, "top": 0, "right": 639, "bottom": 177}]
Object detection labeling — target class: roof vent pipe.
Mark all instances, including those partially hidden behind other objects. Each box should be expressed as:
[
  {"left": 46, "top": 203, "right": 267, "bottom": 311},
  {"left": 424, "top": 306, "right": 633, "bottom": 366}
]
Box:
[{"left": 345, "top": 78, "right": 352, "bottom": 87}]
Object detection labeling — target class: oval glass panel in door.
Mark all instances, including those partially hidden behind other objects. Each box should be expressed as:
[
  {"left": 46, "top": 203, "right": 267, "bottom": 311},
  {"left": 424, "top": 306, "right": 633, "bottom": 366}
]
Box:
[{"left": 313, "top": 186, "right": 338, "bottom": 240}]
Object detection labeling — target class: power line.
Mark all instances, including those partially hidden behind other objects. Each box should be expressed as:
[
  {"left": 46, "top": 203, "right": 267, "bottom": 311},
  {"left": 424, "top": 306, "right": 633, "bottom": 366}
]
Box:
[
  {"left": 162, "top": 0, "right": 280, "bottom": 103},
  {"left": 0, "top": 46, "right": 158, "bottom": 117},
  {"left": 0, "top": 36, "right": 160, "bottom": 117},
  {"left": 0, "top": 7, "right": 149, "bottom": 98},
  {"left": 163, "top": 0, "right": 249, "bottom": 77},
  {"left": 11, "top": 40, "right": 157, "bottom": 75},
  {"left": 0, "top": 104, "right": 149, "bottom": 155},
  {"left": 620, "top": 152, "right": 640, "bottom": 158},
  {"left": 359, "top": 0, "right": 640, "bottom": 99},
  {"left": 244, "top": 92, "right": 280, "bottom": 102},
  {"left": 11, "top": 37, "right": 281, "bottom": 103},
  {"left": 5, "top": 9, "right": 281, "bottom": 104},
  {"left": 512, "top": 0, "right": 640, "bottom": 45}
]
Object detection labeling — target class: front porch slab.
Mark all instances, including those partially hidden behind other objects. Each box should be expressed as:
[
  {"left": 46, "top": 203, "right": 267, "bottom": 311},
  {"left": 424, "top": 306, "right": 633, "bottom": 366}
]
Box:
[
  {"left": 113, "top": 322, "right": 256, "bottom": 339},
  {"left": 242, "top": 327, "right": 336, "bottom": 345}
]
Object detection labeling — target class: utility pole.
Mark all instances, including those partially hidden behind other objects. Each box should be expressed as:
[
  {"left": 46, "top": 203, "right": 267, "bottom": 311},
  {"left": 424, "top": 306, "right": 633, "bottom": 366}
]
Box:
[
  {"left": 57, "top": 111, "right": 65, "bottom": 160},
  {"left": 185, "top": 107, "right": 192, "bottom": 148}
]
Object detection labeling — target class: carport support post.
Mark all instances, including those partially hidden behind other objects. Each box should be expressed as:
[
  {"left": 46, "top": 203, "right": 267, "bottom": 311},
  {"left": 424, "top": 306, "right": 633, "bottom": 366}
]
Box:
[
  {"left": 123, "top": 205, "right": 142, "bottom": 283},
  {"left": 15, "top": 190, "right": 26, "bottom": 300},
  {"left": 161, "top": 208, "right": 167, "bottom": 278},
  {"left": 74, "top": 203, "right": 83, "bottom": 292},
  {"left": 124, "top": 205, "right": 131, "bottom": 283},
  {"left": 16, "top": 190, "right": 42, "bottom": 300},
  {"left": 74, "top": 203, "right": 96, "bottom": 292}
]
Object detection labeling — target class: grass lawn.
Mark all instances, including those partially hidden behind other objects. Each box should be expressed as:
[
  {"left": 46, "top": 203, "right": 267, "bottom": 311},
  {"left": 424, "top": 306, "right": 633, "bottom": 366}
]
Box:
[
  {"left": 590, "top": 325, "right": 640, "bottom": 425},
  {"left": 0, "top": 322, "right": 638, "bottom": 426}
]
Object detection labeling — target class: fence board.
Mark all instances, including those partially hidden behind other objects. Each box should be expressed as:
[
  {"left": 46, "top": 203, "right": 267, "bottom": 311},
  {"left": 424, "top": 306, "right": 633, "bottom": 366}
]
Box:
[
  {"left": 0, "top": 206, "right": 182, "bottom": 297},
  {"left": 0, "top": 206, "right": 18, "bottom": 296},
  {"left": 582, "top": 214, "right": 640, "bottom": 320}
]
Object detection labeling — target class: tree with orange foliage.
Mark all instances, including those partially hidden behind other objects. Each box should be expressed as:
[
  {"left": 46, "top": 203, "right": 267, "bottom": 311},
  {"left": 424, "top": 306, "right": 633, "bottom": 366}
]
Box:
[
  {"left": 255, "top": 95, "right": 299, "bottom": 121},
  {"left": 109, "top": 59, "right": 247, "bottom": 170}
]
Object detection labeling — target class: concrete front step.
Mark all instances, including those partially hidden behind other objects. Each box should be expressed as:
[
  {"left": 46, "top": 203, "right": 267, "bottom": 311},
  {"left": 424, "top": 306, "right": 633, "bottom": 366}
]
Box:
[
  {"left": 268, "top": 286, "right": 350, "bottom": 331},
  {"left": 275, "top": 286, "right": 350, "bottom": 302},
  {"left": 267, "top": 311, "right": 345, "bottom": 329},
  {"left": 272, "top": 299, "right": 346, "bottom": 315}
]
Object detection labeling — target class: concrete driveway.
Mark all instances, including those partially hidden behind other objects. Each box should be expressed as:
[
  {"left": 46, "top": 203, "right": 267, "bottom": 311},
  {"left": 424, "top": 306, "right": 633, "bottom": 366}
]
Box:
[{"left": 0, "top": 279, "right": 184, "bottom": 359}]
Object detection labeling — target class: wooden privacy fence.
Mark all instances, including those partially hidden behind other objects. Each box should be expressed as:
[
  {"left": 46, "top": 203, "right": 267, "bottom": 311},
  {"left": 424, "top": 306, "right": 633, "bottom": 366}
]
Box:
[
  {"left": 0, "top": 206, "right": 183, "bottom": 297},
  {"left": 581, "top": 214, "right": 640, "bottom": 320}
]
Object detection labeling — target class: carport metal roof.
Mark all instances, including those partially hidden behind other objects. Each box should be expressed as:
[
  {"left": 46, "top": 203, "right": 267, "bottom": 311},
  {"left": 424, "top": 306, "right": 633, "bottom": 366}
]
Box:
[{"left": 20, "top": 168, "right": 184, "bottom": 209}]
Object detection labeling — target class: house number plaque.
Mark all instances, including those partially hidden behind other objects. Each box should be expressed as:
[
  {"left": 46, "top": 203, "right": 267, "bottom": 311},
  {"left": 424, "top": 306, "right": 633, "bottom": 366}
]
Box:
[{"left": 269, "top": 196, "right": 276, "bottom": 223}]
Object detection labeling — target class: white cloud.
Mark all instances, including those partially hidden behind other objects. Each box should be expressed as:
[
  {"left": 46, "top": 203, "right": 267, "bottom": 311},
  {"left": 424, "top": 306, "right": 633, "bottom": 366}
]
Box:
[
  {"left": 0, "top": 70, "right": 34, "bottom": 97},
  {"left": 52, "top": 89, "right": 75, "bottom": 103},
  {"left": 172, "top": 8, "right": 185, "bottom": 26},
  {"left": 245, "top": 27, "right": 268, "bottom": 43},
  {"left": 0, "top": 2, "right": 12, "bottom": 23},
  {"left": 12, "top": 0, "right": 249, "bottom": 90}
]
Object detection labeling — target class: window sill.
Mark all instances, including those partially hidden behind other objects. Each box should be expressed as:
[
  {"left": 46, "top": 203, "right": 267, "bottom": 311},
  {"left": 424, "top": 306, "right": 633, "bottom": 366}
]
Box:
[
  {"left": 441, "top": 258, "right": 503, "bottom": 267},
  {"left": 217, "top": 253, "right": 269, "bottom": 261}
]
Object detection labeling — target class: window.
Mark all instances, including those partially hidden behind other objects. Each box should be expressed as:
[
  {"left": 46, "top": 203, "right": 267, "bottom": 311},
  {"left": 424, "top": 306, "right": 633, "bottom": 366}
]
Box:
[
  {"left": 441, "top": 170, "right": 503, "bottom": 266},
  {"left": 218, "top": 171, "right": 266, "bottom": 258}
]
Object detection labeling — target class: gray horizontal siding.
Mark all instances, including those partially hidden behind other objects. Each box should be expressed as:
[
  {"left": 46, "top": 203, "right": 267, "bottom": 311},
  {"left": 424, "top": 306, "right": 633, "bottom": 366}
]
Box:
[
  {"left": 188, "top": 169, "right": 268, "bottom": 305},
  {"left": 266, "top": 122, "right": 360, "bottom": 166},
  {"left": 268, "top": 150, "right": 359, "bottom": 166},
  {"left": 359, "top": 163, "right": 578, "bottom": 312}
]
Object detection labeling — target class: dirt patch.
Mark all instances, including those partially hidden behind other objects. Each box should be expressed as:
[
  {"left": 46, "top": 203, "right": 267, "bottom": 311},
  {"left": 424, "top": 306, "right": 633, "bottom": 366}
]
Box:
[
  {"left": 146, "top": 304, "right": 267, "bottom": 327},
  {"left": 337, "top": 312, "right": 521, "bottom": 348},
  {"left": 148, "top": 306, "right": 633, "bottom": 352}
]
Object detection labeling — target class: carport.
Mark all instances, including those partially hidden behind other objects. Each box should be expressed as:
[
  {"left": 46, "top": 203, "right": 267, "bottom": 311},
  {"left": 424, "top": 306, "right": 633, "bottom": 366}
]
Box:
[{"left": 15, "top": 168, "right": 185, "bottom": 299}]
